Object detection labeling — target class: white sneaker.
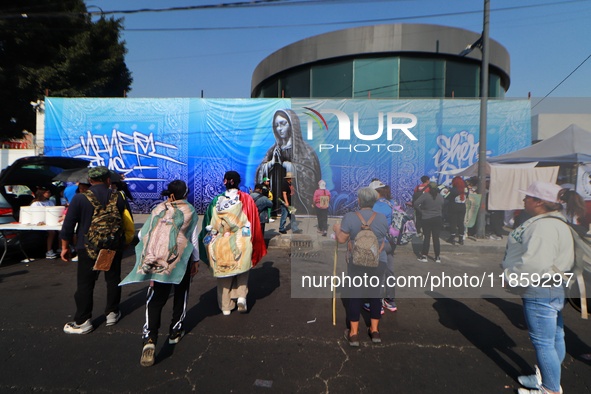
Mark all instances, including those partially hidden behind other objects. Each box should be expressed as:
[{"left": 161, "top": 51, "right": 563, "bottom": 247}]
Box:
[
  {"left": 106, "top": 311, "right": 121, "bottom": 326},
  {"left": 417, "top": 255, "right": 428, "bottom": 263},
  {"left": 435, "top": 256, "right": 441, "bottom": 263},
  {"left": 517, "top": 387, "right": 562, "bottom": 394},
  {"left": 222, "top": 310, "right": 231, "bottom": 316},
  {"left": 517, "top": 365, "right": 563, "bottom": 394},
  {"left": 72, "top": 255, "right": 78, "bottom": 262},
  {"left": 46, "top": 250, "right": 57, "bottom": 259},
  {"left": 63, "top": 319, "right": 93, "bottom": 334},
  {"left": 518, "top": 365, "right": 542, "bottom": 389},
  {"left": 237, "top": 297, "right": 247, "bottom": 313},
  {"left": 269, "top": 218, "right": 275, "bottom": 223}
]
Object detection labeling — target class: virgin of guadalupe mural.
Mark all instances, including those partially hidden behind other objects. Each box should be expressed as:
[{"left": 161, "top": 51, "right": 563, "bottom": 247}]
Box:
[{"left": 255, "top": 109, "right": 321, "bottom": 215}]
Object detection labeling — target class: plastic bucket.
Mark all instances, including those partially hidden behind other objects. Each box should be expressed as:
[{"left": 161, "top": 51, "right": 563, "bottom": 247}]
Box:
[
  {"left": 20, "top": 206, "right": 32, "bottom": 224},
  {"left": 46, "top": 206, "right": 65, "bottom": 226},
  {"left": 29, "top": 206, "right": 46, "bottom": 225}
]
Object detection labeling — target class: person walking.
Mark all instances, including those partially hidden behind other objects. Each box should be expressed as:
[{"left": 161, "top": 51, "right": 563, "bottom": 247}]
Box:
[
  {"left": 199, "top": 171, "right": 267, "bottom": 316},
  {"left": 313, "top": 180, "right": 331, "bottom": 236},
  {"left": 503, "top": 181, "right": 574, "bottom": 394},
  {"left": 279, "top": 172, "right": 302, "bottom": 234},
  {"left": 445, "top": 176, "right": 468, "bottom": 245},
  {"left": 368, "top": 179, "right": 397, "bottom": 313},
  {"left": 412, "top": 175, "right": 431, "bottom": 236},
  {"left": 119, "top": 180, "right": 200, "bottom": 367},
  {"left": 333, "top": 187, "right": 388, "bottom": 346},
  {"left": 59, "top": 166, "right": 127, "bottom": 334},
  {"left": 414, "top": 182, "right": 444, "bottom": 263}
]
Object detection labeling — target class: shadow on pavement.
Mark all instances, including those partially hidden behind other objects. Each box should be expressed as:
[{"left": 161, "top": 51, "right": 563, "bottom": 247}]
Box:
[
  {"left": 483, "top": 296, "right": 527, "bottom": 330},
  {"left": 428, "top": 291, "right": 530, "bottom": 380}
]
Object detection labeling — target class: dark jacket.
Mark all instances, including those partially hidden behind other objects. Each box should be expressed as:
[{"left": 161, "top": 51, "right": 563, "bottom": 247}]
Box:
[
  {"left": 446, "top": 186, "right": 468, "bottom": 212},
  {"left": 250, "top": 191, "right": 273, "bottom": 224},
  {"left": 60, "top": 183, "right": 126, "bottom": 250}
]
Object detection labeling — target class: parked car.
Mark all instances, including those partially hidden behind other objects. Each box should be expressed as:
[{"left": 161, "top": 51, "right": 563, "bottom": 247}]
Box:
[
  {"left": 0, "top": 156, "right": 89, "bottom": 262},
  {"left": 0, "top": 156, "right": 89, "bottom": 222}
]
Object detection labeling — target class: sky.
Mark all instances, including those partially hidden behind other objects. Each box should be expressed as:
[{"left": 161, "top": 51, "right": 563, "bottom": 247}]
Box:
[{"left": 86, "top": 0, "right": 591, "bottom": 104}]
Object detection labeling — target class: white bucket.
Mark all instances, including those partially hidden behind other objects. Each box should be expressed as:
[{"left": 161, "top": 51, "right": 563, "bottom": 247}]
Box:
[
  {"left": 46, "top": 206, "right": 65, "bottom": 226},
  {"left": 20, "top": 206, "right": 32, "bottom": 224},
  {"left": 29, "top": 206, "right": 46, "bottom": 225}
]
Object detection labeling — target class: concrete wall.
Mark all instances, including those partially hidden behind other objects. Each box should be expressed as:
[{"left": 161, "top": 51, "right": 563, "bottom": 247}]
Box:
[
  {"left": 532, "top": 114, "right": 591, "bottom": 141},
  {"left": 0, "top": 149, "right": 36, "bottom": 170}
]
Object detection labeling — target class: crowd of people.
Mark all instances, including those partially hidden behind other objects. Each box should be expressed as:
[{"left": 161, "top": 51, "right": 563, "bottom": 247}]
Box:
[{"left": 43, "top": 165, "right": 588, "bottom": 392}]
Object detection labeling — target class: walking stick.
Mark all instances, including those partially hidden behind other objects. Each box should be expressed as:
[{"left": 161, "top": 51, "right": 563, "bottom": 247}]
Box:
[{"left": 332, "top": 238, "right": 338, "bottom": 326}]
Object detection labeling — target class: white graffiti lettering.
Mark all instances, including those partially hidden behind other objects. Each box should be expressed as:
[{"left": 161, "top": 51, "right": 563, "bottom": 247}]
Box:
[
  {"left": 434, "top": 130, "right": 480, "bottom": 184},
  {"left": 64, "top": 129, "right": 185, "bottom": 180}
]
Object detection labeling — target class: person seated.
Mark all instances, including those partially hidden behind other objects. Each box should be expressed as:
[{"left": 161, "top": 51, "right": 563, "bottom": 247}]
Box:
[{"left": 31, "top": 186, "right": 58, "bottom": 259}]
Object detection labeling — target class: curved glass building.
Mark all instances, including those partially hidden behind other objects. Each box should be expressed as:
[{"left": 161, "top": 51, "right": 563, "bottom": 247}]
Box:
[{"left": 251, "top": 24, "right": 510, "bottom": 99}]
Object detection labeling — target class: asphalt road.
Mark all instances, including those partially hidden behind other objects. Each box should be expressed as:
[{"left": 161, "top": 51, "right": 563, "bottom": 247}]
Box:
[{"left": 1, "top": 240, "right": 590, "bottom": 393}]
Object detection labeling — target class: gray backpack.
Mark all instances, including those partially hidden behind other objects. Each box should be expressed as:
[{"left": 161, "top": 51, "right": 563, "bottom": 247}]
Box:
[
  {"left": 348, "top": 212, "right": 384, "bottom": 268},
  {"left": 544, "top": 216, "right": 591, "bottom": 319}
]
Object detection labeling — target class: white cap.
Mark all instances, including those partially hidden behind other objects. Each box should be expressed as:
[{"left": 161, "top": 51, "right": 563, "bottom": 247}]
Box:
[
  {"left": 518, "top": 181, "right": 562, "bottom": 203},
  {"left": 368, "top": 180, "right": 386, "bottom": 190}
]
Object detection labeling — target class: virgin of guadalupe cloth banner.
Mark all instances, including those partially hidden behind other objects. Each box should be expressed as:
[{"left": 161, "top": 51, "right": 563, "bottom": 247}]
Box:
[{"left": 43, "top": 97, "right": 531, "bottom": 215}]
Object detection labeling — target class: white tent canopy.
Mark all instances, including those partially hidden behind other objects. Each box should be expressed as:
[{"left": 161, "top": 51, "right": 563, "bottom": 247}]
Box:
[
  {"left": 489, "top": 124, "right": 591, "bottom": 164},
  {"left": 439, "top": 162, "right": 538, "bottom": 177}
]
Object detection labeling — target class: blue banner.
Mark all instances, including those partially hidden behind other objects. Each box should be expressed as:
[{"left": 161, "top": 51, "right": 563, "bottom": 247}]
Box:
[{"left": 44, "top": 98, "right": 530, "bottom": 214}]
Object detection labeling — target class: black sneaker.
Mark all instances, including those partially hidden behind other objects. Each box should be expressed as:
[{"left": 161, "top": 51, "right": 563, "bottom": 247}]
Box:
[
  {"left": 140, "top": 339, "right": 156, "bottom": 367},
  {"left": 344, "top": 329, "right": 359, "bottom": 347},
  {"left": 168, "top": 329, "right": 185, "bottom": 345},
  {"left": 368, "top": 329, "right": 382, "bottom": 344}
]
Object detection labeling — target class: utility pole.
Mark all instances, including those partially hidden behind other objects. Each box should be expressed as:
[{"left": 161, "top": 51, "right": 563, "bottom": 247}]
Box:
[{"left": 476, "top": 0, "right": 490, "bottom": 238}]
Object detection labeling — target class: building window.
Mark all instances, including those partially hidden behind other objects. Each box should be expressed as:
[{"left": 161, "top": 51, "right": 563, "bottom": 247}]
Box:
[
  {"left": 489, "top": 73, "right": 504, "bottom": 98},
  {"left": 279, "top": 68, "right": 310, "bottom": 98},
  {"left": 257, "top": 79, "right": 278, "bottom": 98},
  {"left": 311, "top": 61, "right": 353, "bottom": 98},
  {"left": 353, "top": 58, "right": 399, "bottom": 98},
  {"left": 445, "top": 60, "right": 478, "bottom": 98},
  {"left": 399, "top": 58, "right": 444, "bottom": 98}
]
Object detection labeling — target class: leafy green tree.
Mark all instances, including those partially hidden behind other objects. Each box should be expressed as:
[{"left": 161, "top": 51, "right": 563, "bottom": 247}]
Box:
[{"left": 0, "top": 0, "right": 132, "bottom": 139}]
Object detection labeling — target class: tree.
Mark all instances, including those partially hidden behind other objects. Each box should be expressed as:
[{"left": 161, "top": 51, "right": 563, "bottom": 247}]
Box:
[{"left": 0, "top": 0, "right": 132, "bottom": 139}]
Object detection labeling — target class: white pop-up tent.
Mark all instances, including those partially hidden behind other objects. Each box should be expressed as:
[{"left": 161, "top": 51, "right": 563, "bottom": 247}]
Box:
[
  {"left": 489, "top": 124, "right": 591, "bottom": 164},
  {"left": 489, "top": 124, "right": 591, "bottom": 201}
]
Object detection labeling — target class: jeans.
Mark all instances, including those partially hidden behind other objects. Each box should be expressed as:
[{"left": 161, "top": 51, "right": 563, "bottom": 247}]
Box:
[
  {"left": 522, "top": 285, "right": 566, "bottom": 393},
  {"left": 279, "top": 204, "right": 299, "bottom": 232}
]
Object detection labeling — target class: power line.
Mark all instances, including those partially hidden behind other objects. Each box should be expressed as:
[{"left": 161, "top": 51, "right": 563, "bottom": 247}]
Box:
[
  {"left": 532, "top": 52, "right": 591, "bottom": 109},
  {"left": 118, "top": 0, "right": 591, "bottom": 32}
]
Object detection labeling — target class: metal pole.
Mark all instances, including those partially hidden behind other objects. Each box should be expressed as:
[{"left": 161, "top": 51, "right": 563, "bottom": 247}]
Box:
[{"left": 476, "top": 0, "right": 490, "bottom": 238}]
